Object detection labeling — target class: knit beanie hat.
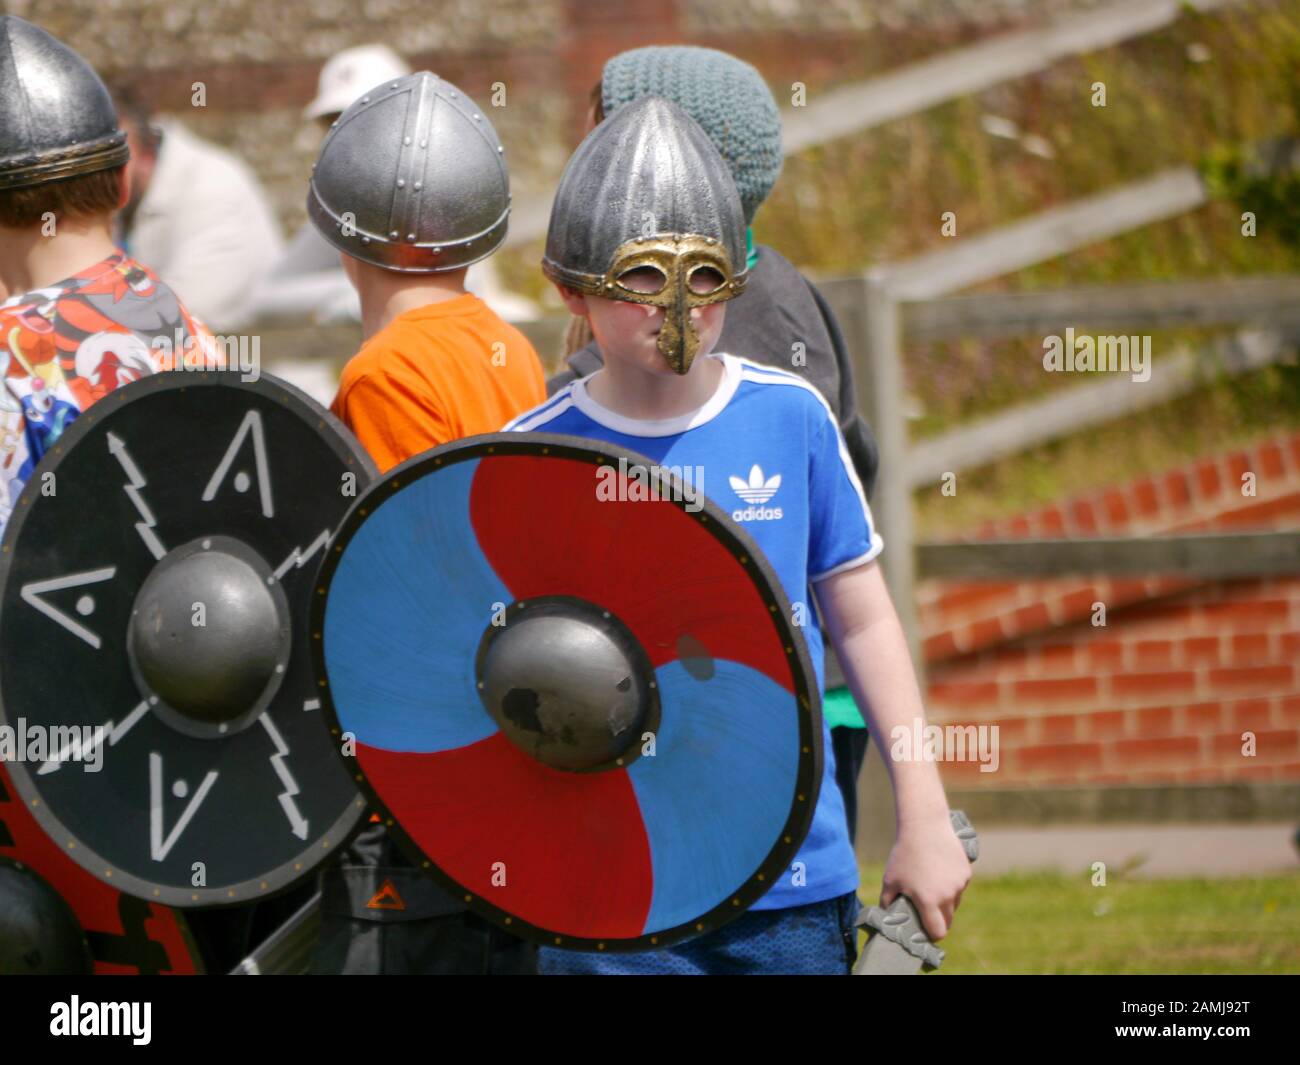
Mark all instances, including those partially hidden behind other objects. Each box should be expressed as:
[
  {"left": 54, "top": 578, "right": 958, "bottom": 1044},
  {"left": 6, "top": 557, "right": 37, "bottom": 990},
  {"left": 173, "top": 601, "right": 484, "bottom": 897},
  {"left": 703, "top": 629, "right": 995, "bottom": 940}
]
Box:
[{"left": 602, "top": 45, "right": 783, "bottom": 224}]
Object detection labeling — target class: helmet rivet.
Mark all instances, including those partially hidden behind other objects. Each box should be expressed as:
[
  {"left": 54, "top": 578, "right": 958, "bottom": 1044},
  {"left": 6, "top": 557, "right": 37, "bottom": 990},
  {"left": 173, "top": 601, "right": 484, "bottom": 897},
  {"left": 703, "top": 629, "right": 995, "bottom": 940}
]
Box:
[
  {"left": 389, "top": 230, "right": 399, "bottom": 238},
  {"left": 413, "top": 181, "right": 422, "bottom": 191},
  {"left": 473, "top": 114, "right": 481, "bottom": 121},
  {"left": 497, "top": 146, "right": 504, "bottom": 153},
  {"left": 362, "top": 96, "right": 370, "bottom": 104},
  {"left": 433, "top": 247, "right": 442, "bottom": 254},
  {"left": 403, "top": 136, "right": 411, "bottom": 146},
  {"left": 361, "top": 237, "right": 371, "bottom": 244},
  {"left": 407, "top": 233, "right": 416, "bottom": 241},
  {"left": 420, "top": 139, "right": 428, "bottom": 148},
  {"left": 397, "top": 179, "right": 405, "bottom": 188}
]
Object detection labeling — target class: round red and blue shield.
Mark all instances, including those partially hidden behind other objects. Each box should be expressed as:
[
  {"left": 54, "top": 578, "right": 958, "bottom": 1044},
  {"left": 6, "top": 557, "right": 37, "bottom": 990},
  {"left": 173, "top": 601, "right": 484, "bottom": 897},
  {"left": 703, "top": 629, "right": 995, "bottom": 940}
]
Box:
[{"left": 313, "top": 433, "right": 820, "bottom": 951}]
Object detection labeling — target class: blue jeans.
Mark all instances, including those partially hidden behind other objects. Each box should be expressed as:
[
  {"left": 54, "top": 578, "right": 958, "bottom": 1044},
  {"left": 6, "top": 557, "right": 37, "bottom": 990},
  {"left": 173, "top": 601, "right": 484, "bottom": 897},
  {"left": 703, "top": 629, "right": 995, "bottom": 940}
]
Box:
[{"left": 539, "top": 892, "right": 861, "bottom": 975}]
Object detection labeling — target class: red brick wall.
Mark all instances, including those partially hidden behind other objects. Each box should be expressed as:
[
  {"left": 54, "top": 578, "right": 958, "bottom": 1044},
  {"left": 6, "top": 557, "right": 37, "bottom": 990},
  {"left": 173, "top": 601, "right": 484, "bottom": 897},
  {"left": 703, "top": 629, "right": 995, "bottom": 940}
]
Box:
[{"left": 920, "top": 431, "right": 1300, "bottom": 788}]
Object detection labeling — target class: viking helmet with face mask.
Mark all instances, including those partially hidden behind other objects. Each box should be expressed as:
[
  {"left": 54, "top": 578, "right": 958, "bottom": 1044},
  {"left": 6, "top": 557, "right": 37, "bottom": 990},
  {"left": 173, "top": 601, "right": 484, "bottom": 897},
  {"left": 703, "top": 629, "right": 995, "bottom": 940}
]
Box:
[
  {"left": 543, "top": 96, "right": 748, "bottom": 375},
  {"left": 308, "top": 71, "right": 510, "bottom": 273},
  {"left": 0, "top": 16, "right": 129, "bottom": 191}
]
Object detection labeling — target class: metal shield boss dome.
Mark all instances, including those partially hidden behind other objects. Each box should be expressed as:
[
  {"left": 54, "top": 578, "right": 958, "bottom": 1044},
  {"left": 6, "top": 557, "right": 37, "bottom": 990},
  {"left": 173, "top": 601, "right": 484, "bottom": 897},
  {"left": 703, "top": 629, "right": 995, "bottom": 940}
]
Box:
[
  {"left": 307, "top": 71, "right": 511, "bottom": 272},
  {"left": 0, "top": 16, "right": 130, "bottom": 191},
  {"left": 542, "top": 96, "right": 749, "bottom": 374},
  {"left": 126, "top": 536, "right": 291, "bottom": 738},
  {"left": 0, "top": 858, "right": 93, "bottom": 975},
  {"left": 475, "top": 596, "right": 660, "bottom": 773}
]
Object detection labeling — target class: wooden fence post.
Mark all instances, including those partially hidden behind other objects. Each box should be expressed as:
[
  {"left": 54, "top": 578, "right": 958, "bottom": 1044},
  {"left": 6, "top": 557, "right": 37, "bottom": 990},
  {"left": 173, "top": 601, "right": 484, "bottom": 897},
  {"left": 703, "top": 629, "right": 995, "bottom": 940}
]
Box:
[{"left": 860, "top": 272, "right": 925, "bottom": 688}]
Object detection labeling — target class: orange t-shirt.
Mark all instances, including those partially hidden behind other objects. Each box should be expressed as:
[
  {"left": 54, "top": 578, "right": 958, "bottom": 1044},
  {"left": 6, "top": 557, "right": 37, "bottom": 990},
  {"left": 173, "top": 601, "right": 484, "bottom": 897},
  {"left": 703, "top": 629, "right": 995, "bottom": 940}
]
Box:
[{"left": 331, "top": 294, "right": 546, "bottom": 471}]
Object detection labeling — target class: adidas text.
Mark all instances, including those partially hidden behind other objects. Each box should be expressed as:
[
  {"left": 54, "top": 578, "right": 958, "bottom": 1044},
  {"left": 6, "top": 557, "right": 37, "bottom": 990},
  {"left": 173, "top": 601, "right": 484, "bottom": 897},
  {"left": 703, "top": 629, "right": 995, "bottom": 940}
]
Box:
[{"left": 732, "top": 504, "right": 784, "bottom": 522}]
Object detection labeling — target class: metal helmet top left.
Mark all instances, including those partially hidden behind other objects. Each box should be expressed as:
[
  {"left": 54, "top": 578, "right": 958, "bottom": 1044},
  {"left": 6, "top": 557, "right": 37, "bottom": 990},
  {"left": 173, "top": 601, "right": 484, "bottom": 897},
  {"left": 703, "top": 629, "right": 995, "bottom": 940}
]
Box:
[{"left": 0, "top": 15, "right": 130, "bottom": 190}]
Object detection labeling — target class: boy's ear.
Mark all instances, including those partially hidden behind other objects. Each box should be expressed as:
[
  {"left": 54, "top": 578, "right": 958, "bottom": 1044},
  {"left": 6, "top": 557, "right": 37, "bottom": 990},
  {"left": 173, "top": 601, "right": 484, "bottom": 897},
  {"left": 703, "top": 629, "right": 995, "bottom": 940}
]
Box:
[
  {"left": 115, "top": 167, "right": 130, "bottom": 211},
  {"left": 551, "top": 281, "right": 588, "bottom": 318}
]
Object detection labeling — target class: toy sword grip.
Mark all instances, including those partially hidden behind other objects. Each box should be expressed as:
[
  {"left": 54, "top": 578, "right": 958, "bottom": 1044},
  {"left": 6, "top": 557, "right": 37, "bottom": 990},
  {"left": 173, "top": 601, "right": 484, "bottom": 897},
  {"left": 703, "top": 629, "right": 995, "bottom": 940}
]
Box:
[{"left": 852, "top": 809, "right": 978, "bottom": 975}]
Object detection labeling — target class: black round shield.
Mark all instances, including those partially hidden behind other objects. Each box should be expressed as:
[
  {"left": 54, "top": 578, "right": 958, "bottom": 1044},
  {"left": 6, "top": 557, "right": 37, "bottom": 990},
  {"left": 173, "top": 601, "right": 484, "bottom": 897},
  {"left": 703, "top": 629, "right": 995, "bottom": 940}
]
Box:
[{"left": 0, "top": 370, "right": 376, "bottom": 907}]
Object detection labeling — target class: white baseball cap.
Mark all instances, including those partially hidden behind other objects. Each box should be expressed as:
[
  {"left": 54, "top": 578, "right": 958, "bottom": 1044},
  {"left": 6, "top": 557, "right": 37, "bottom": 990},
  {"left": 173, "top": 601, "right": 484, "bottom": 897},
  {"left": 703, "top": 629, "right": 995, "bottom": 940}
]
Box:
[{"left": 304, "top": 44, "right": 412, "bottom": 120}]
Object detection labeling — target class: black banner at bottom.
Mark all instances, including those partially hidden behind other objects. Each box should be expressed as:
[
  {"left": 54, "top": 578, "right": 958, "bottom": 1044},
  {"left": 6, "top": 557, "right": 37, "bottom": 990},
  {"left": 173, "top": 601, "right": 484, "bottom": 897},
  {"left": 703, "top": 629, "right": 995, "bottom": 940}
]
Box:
[{"left": 0, "top": 973, "right": 1288, "bottom": 1053}]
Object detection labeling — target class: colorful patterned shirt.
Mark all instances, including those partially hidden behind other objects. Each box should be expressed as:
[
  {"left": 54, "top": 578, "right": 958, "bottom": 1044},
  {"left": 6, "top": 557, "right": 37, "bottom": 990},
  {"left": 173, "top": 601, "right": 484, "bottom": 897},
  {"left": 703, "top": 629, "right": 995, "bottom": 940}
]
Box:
[{"left": 0, "top": 251, "right": 214, "bottom": 535}]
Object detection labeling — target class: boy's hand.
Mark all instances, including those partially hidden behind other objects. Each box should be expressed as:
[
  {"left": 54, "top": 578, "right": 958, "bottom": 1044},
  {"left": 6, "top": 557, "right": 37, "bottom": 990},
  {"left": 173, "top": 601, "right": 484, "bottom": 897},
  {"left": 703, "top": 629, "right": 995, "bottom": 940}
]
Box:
[
  {"left": 879, "top": 810, "right": 973, "bottom": 941},
  {"left": 816, "top": 563, "right": 974, "bottom": 942}
]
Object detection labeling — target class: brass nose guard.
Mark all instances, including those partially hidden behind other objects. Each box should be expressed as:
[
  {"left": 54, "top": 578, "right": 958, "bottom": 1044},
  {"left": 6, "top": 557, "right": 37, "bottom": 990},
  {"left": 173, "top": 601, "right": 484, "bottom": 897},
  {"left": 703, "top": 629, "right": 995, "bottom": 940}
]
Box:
[{"left": 657, "top": 265, "right": 693, "bottom": 374}]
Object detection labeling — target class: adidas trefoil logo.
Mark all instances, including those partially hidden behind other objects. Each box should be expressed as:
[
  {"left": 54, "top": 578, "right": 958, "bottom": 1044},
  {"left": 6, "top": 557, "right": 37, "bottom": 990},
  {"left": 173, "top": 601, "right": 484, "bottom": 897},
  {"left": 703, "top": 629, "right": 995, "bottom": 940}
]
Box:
[
  {"left": 729, "top": 464, "right": 784, "bottom": 521},
  {"left": 730, "top": 464, "right": 781, "bottom": 503}
]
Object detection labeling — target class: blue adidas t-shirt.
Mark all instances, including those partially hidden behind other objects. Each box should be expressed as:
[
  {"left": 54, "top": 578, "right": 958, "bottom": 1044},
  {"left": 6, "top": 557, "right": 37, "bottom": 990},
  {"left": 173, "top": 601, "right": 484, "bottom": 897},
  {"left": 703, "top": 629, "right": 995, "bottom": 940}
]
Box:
[{"left": 504, "top": 353, "right": 884, "bottom": 910}]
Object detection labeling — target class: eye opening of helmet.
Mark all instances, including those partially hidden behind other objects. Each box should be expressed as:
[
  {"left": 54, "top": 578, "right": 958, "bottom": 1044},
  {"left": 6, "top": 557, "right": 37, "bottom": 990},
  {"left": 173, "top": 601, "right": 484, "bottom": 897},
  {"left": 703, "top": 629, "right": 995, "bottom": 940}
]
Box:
[
  {"left": 687, "top": 265, "right": 727, "bottom": 295},
  {"left": 615, "top": 265, "right": 667, "bottom": 295}
]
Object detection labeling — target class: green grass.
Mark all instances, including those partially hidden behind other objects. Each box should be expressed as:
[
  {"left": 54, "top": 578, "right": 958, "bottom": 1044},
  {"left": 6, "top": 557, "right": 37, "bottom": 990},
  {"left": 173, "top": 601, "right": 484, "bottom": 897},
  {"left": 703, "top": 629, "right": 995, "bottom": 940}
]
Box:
[{"left": 857, "top": 864, "right": 1300, "bottom": 974}]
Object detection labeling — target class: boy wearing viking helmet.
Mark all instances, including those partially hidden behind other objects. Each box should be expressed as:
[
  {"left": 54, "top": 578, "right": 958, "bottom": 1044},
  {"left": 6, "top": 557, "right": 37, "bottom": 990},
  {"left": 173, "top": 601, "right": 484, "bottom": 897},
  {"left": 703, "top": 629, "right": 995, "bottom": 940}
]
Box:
[
  {"left": 507, "top": 97, "right": 971, "bottom": 974},
  {"left": 553, "top": 46, "right": 883, "bottom": 845},
  {"left": 306, "top": 70, "right": 545, "bottom": 973},
  {"left": 310, "top": 72, "right": 545, "bottom": 474}
]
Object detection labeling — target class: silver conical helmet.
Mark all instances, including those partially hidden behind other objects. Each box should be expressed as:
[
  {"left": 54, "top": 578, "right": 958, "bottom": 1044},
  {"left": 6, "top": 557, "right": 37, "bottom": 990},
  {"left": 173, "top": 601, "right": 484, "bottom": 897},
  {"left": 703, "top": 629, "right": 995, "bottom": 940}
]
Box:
[
  {"left": 0, "top": 16, "right": 129, "bottom": 191},
  {"left": 543, "top": 96, "right": 748, "bottom": 374},
  {"left": 307, "top": 71, "right": 510, "bottom": 273}
]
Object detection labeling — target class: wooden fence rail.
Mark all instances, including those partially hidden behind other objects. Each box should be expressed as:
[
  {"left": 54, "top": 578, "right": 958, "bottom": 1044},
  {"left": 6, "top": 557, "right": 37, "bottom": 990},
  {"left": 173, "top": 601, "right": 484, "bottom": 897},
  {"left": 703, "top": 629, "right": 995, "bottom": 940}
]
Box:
[
  {"left": 902, "top": 276, "right": 1300, "bottom": 343},
  {"left": 905, "top": 329, "right": 1291, "bottom": 487},
  {"left": 918, "top": 531, "right": 1300, "bottom": 580}
]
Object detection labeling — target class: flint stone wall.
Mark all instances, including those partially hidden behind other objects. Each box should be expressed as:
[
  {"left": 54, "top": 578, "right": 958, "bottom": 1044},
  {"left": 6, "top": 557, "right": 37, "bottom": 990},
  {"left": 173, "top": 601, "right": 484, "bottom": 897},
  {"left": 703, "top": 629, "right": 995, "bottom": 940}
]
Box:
[{"left": 10, "top": 0, "right": 1111, "bottom": 232}]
